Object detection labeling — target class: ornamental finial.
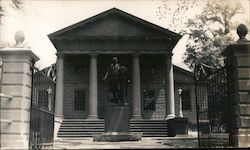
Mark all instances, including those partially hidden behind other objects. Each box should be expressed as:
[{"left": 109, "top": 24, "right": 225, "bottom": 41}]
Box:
[{"left": 237, "top": 24, "right": 248, "bottom": 42}]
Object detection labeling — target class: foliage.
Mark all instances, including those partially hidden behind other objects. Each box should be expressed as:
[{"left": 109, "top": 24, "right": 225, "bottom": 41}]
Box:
[
  {"left": 11, "top": 0, "right": 23, "bottom": 10},
  {"left": 157, "top": 0, "right": 246, "bottom": 70},
  {"left": 0, "top": 0, "right": 23, "bottom": 23},
  {"left": 183, "top": 0, "right": 244, "bottom": 70},
  {"left": 156, "top": 0, "right": 199, "bottom": 32}
]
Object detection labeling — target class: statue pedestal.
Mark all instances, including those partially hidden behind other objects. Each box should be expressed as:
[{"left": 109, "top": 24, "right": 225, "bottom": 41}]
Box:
[
  {"left": 93, "top": 132, "right": 142, "bottom": 142},
  {"left": 93, "top": 104, "right": 142, "bottom": 142},
  {"left": 105, "top": 104, "right": 130, "bottom": 132}
]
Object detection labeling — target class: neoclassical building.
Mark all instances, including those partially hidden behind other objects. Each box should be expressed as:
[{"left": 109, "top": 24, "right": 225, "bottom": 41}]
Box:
[{"left": 48, "top": 8, "right": 196, "bottom": 137}]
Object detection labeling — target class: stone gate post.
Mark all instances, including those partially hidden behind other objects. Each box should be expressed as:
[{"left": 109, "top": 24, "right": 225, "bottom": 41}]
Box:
[
  {"left": 222, "top": 24, "right": 250, "bottom": 147},
  {"left": 0, "top": 48, "right": 39, "bottom": 149}
]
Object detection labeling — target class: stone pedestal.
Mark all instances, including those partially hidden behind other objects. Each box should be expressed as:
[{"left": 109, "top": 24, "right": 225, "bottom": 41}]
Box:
[
  {"left": 93, "top": 104, "right": 141, "bottom": 142},
  {"left": 93, "top": 132, "right": 141, "bottom": 142},
  {"left": 105, "top": 104, "right": 130, "bottom": 132},
  {"left": 174, "top": 117, "right": 189, "bottom": 135},
  {"left": 167, "top": 117, "right": 189, "bottom": 137}
]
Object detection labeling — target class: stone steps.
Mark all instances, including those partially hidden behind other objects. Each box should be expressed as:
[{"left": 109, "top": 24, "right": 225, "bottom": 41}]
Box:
[{"left": 57, "top": 119, "right": 168, "bottom": 138}]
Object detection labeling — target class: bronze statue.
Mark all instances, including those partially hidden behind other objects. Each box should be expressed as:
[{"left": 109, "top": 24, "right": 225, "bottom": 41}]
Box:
[{"left": 103, "top": 57, "right": 128, "bottom": 104}]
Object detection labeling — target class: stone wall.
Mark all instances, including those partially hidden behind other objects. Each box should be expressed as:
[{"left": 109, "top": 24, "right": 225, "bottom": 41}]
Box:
[
  {"left": 174, "top": 84, "right": 196, "bottom": 124},
  {"left": 63, "top": 55, "right": 89, "bottom": 119},
  {"left": 174, "top": 67, "right": 196, "bottom": 124},
  {"left": 140, "top": 55, "right": 166, "bottom": 119}
]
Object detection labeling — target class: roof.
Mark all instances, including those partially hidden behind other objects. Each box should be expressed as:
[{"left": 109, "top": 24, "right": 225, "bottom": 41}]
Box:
[
  {"left": 173, "top": 65, "right": 194, "bottom": 77},
  {"left": 48, "top": 8, "right": 181, "bottom": 40}
]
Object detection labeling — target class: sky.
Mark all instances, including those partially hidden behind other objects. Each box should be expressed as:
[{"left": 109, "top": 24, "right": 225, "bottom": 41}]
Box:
[{"left": 0, "top": 0, "right": 249, "bottom": 70}]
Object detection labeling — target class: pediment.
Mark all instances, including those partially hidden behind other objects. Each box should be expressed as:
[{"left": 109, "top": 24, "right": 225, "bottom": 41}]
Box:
[{"left": 49, "top": 8, "right": 181, "bottom": 39}]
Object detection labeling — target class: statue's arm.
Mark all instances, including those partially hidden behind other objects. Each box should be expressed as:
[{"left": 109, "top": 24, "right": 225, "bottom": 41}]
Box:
[{"left": 103, "top": 66, "right": 109, "bottom": 80}]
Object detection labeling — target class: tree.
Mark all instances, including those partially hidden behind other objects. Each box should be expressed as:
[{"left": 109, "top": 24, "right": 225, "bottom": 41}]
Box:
[
  {"left": 183, "top": 0, "right": 245, "bottom": 70},
  {"left": 156, "top": 0, "right": 200, "bottom": 32},
  {"left": 0, "top": 0, "right": 23, "bottom": 23},
  {"left": 157, "top": 0, "right": 247, "bottom": 70}
]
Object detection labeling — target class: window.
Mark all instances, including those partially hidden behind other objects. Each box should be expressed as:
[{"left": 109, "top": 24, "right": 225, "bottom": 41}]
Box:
[
  {"left": 182, "top": 90, "right": 191, "bottom": 110},
  {"left": 38, "top": 90, "right": 48, "bottom": 108},
  {"left": 75, "top": 90, "right": 85, "bottom": 110},
  {"left": 143, "top": 90, "right": 155, "bottom": 111}
]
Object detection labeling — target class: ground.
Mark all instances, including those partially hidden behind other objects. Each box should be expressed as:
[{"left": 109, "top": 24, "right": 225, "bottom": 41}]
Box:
[{"left": 53, "top": 133, "right": 198, "bottom": 149}]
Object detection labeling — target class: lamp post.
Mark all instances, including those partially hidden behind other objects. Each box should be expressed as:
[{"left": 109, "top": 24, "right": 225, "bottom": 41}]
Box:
[
  {"left": 47, "top": 86, "right": 52, "bottom": 111},
  {"left": 178, "top": 88, "right": 183, "bottom": 118}
]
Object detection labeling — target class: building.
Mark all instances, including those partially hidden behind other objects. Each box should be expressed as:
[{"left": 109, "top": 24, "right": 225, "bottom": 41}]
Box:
[{"left": 48, "top": 8, "right": 196, "bottom": 137}]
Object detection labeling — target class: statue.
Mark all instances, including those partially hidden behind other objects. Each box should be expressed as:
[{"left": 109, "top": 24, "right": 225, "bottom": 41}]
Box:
[{"left": 103, "top": 57, "right": 128, "bottom": 104}]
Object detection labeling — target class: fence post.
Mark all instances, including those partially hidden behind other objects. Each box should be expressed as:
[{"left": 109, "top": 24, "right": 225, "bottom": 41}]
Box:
[
  {"left": 0, "top": 48, "right": 39, "bottom": 149},
  {"left": 222, "top": 24, "right": 250, "bottom": 147}
]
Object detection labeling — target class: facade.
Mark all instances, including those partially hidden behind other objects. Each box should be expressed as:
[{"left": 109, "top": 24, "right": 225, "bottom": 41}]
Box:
[
  {"left": 42, "top": 64, "right": 196, "bottom": 123},
  {"left": 48, "top": 8, "right": 196, "bottom": 137}
]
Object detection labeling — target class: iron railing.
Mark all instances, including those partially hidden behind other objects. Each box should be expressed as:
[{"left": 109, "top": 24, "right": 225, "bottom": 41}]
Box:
[
  {"left": 195, "top": 64, "right": 231, "bottom": 148},
  {"left": 29, "top": 66, "right": 56, "bottom": 149}
]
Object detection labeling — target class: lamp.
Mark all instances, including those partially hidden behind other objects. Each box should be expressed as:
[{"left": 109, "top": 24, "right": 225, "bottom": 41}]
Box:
[{"left": 178, "top": 88, "right": 183, "bottom": 118}]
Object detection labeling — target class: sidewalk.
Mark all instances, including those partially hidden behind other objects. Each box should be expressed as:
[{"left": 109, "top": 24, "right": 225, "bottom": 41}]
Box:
[{"left": 53, "top": 135, "right": 198, "bottom": 149}]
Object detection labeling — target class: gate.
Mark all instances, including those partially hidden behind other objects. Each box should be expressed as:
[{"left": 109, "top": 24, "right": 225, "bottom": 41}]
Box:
[
  {"left": 195, "top": 64, "right": 231, "bottom": 147},
  {"left": 29, "top": 66, "right": 56, "bottom": 149}
]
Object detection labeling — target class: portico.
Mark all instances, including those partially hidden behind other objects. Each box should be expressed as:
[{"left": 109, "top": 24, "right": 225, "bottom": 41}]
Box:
[{"left": 49, "top": 8, "right": 181, "bottom": 125}]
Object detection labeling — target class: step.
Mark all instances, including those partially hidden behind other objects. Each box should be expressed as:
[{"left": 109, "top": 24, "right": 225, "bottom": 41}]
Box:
[
  {"left": 63, "top": 119, "right": 104, "bottom": 121},
  {"left": 57, "top": 119, "right": 169, "bottom": 138},
  {"left": 62, "top": 121, "right": 104, "bottom": 123},
  {"left": 59, "top": 129, "right": 105, "bottom": 132},
  {"left": 58, "top": 132, "right": 104, "bottom": 135},
  {"left": 59, "top": 128, "right": 167, "bottom": 132},
  {"left": 60, "top": 124, "right": 105, "bottom": 127},
  {"left": 60, "top": 127, "right": 104, "bottom": 129}
]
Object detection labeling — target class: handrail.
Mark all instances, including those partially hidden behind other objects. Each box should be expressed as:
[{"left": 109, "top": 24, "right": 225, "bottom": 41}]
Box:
[{"left": 0, "top": 93, "right": 13, "bottom": 100}]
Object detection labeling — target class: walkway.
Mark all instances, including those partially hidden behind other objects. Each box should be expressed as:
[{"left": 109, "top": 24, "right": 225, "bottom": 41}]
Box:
[{"left": 53, "top": 135, "right": 198, "bottom": 149}]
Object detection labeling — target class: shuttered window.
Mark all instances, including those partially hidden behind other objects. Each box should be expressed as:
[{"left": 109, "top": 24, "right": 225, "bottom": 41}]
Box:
[
  {"left": 75, "top": 90, "right": 85, "bottom": 110},
  {"left": 182, "top": 90, "right": 191, "bottom": 110},
  {"left": 143, "top": 90, "right": 155, "bottom": 111}
]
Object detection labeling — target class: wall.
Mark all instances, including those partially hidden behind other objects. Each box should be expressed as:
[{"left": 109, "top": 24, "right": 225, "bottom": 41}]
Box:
[
  {"left": 63, "top": 55, "right": 89, "bottom": 119},
  {"left": 140, "top": 55, "right": 166, "bottom": 119},
  {"left": 174, "top": 67, "right": 196, "bottom": 124}
]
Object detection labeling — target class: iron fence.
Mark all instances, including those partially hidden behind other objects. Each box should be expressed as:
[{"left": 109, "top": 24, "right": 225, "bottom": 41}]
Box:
[
  {"left": 195, "top": 64, "right": 231, "bottom": 148},
  {"left": 29, "top": 66, "right": 56, "bottom": 149}
]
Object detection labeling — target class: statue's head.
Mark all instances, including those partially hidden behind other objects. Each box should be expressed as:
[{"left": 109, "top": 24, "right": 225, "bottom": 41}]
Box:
[{"left": 112, "top": 57, "right": 118, "bottom": 64}]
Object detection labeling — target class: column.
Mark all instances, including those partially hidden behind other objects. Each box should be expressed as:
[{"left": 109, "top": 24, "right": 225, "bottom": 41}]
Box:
[
  {"left": 88, "top": 54, "right": 98, "bottom": 119},
  {"left": 165, "top": 55, "right": 175, "bottom": 119},
  {"left": 54, "top": 53, "right": 64, "bottom": 140},
  {"left": 132, "top": 54, "right": 142, "bottom": 119},
  {"left": 55, "top": 53, "right": 64, "bottom": 118}
]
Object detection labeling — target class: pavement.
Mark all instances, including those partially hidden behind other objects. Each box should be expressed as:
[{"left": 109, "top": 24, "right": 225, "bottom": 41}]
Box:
[{"left": 53, "top": 135, "right": 198, "bottom": 149}]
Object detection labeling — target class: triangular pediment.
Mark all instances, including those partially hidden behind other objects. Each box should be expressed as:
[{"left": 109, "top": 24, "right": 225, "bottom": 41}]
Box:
[{"left": 49, "top": 8, "right": 181, "bottom": 39}]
